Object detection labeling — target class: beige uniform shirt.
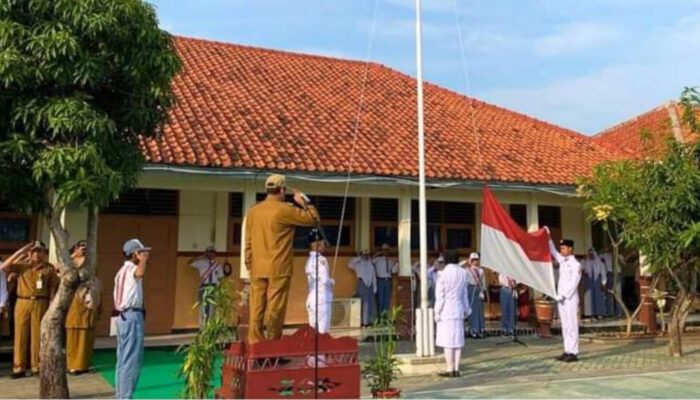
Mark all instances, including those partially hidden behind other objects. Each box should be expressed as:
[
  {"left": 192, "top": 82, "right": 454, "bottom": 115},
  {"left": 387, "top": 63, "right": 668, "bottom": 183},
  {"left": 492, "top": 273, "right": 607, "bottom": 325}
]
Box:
[{"left": 245, "top": 197, "right": 319, "bottom": 278}]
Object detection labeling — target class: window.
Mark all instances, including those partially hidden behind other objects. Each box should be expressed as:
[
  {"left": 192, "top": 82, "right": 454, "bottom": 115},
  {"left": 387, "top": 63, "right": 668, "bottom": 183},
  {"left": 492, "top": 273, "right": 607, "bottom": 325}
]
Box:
[
  {"left": 103, "top": 189, "right": 178, "bottom": 216},
  {"left": 410, "top": 201, "right": 475, "bottom": 254},
  {"left": 509, "top": 204, "right": 527, "bottom": 230},
  {"left": 538, "top": 205, "right": 562, "bottom": 243},
  {"left": 0, "top": 200, "right": 36, "bottom": 251},
  {"left": 371, "top": 199, "right": 398, "bottom": 250},
  {"left": 229, "top": 193, "right": 243, "bottom": 250}
]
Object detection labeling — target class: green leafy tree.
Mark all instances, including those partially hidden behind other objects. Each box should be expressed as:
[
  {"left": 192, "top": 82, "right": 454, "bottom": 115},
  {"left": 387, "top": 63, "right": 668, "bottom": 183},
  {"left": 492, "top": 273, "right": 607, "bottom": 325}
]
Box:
[
  {"left": 0, "top": 0, "right": 181, "bottom": 397},
  {"left": 578, "top": 88, "right": 700, "bottom": 356},
  {"left": 178, "top": 278, "right": 238, "bottom": 399}
]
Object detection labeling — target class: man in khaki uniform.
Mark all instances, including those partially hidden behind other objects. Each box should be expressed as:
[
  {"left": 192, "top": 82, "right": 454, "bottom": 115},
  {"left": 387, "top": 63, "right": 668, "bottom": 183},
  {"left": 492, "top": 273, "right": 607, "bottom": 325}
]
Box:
[
  {"left": 1, "top": 241, "right": 59, "bottom": 378},
  {"left": 245, "top": 174, "right": 319, "bottom": 343},
  {"left": 66, "top": 240, "right": 102, "bottom": 374}
]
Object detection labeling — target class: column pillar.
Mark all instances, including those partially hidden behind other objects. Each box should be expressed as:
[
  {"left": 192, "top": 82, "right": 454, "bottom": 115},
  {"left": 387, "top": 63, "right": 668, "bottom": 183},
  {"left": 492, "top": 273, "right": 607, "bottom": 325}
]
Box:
[
  {"left": 358, "top": 197, "right": 371, "bottom": 251},
  {"left": 527, "top": 195, "right": 539, "bottom": 233},
  {"left": 396, "top": 190, "right": 413, "bottom": 338},
  {"left": 214, "top": 192, "right": 229, "bottom": 252},
  {"left": 398, "top": 191, "right": 412, "bottom": 276},
  {"left": 638, "top": 253, "right": 658, "bottom": 334},
  {"left": 238, "top": 182, "right": 257, "bottom": 340}
]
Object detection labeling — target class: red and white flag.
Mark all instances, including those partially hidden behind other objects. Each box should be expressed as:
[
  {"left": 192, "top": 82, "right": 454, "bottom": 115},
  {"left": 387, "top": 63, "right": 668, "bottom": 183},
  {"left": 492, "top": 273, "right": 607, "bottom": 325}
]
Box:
[{"left": 480, "top": 186, "right": 557, "bottom": 298}]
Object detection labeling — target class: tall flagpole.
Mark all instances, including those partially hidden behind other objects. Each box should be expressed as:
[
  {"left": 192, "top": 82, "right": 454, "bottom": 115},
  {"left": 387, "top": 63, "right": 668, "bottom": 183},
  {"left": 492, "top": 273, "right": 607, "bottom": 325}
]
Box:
[{"left": 414, "top": 0, "right": 431, "bottom": 357}]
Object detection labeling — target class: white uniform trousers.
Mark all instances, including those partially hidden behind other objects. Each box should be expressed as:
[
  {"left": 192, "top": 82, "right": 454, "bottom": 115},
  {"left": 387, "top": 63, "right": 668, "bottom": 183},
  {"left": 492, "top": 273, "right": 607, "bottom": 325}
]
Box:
[{"left": 557, "top": 295, "right": 579, "bottom": 355}]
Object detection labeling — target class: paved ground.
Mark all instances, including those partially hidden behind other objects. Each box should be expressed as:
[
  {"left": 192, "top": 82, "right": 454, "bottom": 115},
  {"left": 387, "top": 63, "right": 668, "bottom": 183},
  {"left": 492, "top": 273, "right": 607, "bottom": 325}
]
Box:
[
  {"left": 360, "top": 336, "right": 700, "bottom": 399},
  {"left": 1, "top": 332, "right": 700, "bottom": 398}
]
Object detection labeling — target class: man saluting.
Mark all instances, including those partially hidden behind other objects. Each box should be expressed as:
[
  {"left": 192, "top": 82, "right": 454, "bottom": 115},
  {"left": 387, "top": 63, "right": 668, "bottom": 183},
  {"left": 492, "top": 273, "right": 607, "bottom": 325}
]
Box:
[
  {"left": 245, "top": 174, "right": 319, "bottom": 344},
  {"left": 545, "top": 227, "right": 582, "bottom": 363}
]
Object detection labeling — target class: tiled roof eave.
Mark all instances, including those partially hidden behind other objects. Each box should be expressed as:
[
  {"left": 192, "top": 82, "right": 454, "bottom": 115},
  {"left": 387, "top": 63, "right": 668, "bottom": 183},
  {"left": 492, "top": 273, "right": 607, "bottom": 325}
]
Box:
[{"left": 142, "top": 163, "right": 578, "bottom": 194}]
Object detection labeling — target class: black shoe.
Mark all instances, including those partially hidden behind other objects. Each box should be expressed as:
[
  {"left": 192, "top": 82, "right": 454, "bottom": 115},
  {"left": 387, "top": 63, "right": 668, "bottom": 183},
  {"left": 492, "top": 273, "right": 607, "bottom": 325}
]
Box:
[
  {"left": 563, "top": 354, "right": 579, "bottom": 363},
  {"left": 452, "top": 370, "right": 461, "bottom": 378},
  {"left": 555, "top": 352, "right": 569, "bottom": 361},
  {"left": 438, "top": 371, "right": 453, "bottom": 378},
  {"left": 11, "top": 372, "right": 26, "bottom": 379}
]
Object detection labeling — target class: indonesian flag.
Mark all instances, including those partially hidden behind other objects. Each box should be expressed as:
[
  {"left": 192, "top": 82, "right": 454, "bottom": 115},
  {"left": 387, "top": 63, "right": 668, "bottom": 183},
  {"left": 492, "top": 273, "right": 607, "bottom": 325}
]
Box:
[{"left": 480, "top": 186, "right": 557, "bottom": 298}]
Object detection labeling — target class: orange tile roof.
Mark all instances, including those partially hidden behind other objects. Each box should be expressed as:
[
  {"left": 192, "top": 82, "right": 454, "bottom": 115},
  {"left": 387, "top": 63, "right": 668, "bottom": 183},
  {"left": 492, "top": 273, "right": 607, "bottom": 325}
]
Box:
[
  {"left": 141, "top": 36, "right": 620, "bottom": 186},
  {"left": 593, "top": 102, "right": 698, "bottom": 159}
]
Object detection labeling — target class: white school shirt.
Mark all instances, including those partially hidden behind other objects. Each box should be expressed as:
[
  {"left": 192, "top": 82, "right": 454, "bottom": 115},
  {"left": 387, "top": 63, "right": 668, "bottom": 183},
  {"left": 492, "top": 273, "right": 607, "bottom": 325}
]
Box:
[
  {"left": 305, "top": 251, "right": 334, "bottom": 307},
  {"left": 434, "top": 264, "right": 471, "bottom": 321},
  {"left": 190, "top": 258, "right": 224, "bottom": 286},
  {"left": 113, "top": 261, "right": 143, "bottom": 310},
  {"left": 549, "top": 241, "right": 582, "bottom": 301},
  {"left": 348, "top": 257, "right": 377, "bottom": 292},
  {"left": 465, "top": 266, "right": 486, "bottom": 289},
  {"left": 498, "top": 273, "right": 516, "bottom": 288},
  {"left": 599, "top": 252, "right": 624, "bottom": 274},
  {"left": 372, "top": 256, "right": 398, "bottom": 279}
]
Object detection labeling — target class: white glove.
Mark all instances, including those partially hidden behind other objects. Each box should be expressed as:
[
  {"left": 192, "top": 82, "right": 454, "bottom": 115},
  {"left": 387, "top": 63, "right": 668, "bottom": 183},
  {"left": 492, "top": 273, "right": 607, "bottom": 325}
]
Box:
[
  {"left": 479, "top": 292, "right": 485, "bottom": 300},
  {"left": 543, "top": 226, "right": 551, "bottom": 235},
  {"left": 555, "top": 294, "right": 564, "bottom": 302}
]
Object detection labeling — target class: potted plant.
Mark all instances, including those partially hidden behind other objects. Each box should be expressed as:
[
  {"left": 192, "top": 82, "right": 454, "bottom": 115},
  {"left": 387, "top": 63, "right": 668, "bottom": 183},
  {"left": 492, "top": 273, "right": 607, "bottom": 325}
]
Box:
[
  {"left": 362, "top": 306, "right": 402, "bottom": 399},
  {"left": 534, "top": 294, "right": 556, "bottom": 338}
]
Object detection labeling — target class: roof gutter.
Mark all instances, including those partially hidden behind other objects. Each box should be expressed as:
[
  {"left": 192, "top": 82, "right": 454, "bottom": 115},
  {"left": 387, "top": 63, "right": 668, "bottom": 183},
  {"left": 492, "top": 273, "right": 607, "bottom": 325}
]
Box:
[{"left": 142, "top": 164, "right": 579, "bottom": 197}]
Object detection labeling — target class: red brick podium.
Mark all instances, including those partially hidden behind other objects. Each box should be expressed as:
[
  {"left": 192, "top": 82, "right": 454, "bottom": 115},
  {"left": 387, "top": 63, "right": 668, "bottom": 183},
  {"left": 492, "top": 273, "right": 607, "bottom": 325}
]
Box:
[{"left": 216, "top": 326, "right": 360, "bottom": 399}]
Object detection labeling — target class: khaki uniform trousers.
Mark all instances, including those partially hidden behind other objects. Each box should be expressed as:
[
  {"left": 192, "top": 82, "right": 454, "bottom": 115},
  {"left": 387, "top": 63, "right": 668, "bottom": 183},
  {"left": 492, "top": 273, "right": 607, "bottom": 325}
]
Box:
[
  {"left": 14, "top": 298, "right": 48, "bottom": 373},
  {"left": 66, "top": 328, "right": 96, "bottom": 371},
  {"left": 248, "top": 276, "right": 291, "bottom": 344}
]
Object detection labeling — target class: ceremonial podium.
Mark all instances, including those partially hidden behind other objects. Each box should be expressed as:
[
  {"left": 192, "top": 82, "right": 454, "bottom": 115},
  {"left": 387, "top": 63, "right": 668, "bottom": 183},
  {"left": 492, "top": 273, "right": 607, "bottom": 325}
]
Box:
[{"left": 216, "top": 326, "right": 360, "bottom": 399}]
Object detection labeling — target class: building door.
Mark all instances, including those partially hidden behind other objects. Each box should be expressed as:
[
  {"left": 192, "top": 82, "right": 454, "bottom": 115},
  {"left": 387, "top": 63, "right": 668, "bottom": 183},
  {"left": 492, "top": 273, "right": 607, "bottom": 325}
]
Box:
[{"left": 95, "top": 189, "right": 179, "bottom": 336}]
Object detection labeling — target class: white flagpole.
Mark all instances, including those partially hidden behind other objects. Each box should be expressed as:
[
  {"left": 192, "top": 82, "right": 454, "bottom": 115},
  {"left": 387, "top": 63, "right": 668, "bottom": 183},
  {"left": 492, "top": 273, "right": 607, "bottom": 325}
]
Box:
[{"left": 414, "top": 0, "right": 431, "bottom": 357}]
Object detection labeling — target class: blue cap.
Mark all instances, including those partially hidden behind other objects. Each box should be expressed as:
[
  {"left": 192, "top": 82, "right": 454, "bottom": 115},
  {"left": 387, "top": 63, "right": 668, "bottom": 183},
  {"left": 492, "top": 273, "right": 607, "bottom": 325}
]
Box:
[{"left": 123, "top": 239, "right": 151, "bottom": 256}]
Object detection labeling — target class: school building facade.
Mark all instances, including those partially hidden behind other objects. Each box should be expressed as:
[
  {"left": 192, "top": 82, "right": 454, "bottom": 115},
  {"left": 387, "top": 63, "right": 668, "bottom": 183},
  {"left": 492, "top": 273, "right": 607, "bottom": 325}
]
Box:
[{"left": 1, "top": 36, "right": 683, "bottom": 336}]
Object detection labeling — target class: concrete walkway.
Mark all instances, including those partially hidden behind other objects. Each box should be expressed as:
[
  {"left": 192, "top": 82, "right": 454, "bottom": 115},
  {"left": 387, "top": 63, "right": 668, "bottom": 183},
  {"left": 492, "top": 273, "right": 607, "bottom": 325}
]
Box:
[{"left": 360, "top": 335, "right": 700, "bottom": 398}]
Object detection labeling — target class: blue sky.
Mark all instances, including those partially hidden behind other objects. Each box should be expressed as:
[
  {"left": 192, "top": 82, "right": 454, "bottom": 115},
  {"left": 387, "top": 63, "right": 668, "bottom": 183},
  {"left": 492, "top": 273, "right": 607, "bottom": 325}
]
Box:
[{"left": 150, "top": 0, "right": 700, "bottom": 134}]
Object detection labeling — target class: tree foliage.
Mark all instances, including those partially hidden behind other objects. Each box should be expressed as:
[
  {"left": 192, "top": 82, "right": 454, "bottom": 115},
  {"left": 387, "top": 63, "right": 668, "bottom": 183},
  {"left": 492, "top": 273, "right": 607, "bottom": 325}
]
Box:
[
  {"left": 179, "top": 279, "right": 238, "bottom": 399},
  {"left": 0, "top": 0, "right": 181, "bottom": 396},
  {"left": 0, "top": 0, "right": 181, "bottom": 212},
  {"left": 578, "top": 87, "right": 700, "bottom": 356}
]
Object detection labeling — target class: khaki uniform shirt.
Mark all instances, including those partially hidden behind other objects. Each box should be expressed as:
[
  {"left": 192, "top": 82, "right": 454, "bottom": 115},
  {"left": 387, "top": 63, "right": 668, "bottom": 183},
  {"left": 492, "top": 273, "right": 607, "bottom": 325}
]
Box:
[
  {"left": 245, "top": 197, "right": 319, "bottom": 278},
  {"left": 7, "top": 263, "right": 58, "bottom": 299}
]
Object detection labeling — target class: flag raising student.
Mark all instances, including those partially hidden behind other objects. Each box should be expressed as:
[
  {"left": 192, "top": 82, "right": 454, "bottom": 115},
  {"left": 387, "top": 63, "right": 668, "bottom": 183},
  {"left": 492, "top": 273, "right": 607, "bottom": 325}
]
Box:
[
  {"left": 546, "top": 228, "right": 582, "bottom": 363},
  {"left": 305, "top": 228, "right": 334, "bottom": 334}
]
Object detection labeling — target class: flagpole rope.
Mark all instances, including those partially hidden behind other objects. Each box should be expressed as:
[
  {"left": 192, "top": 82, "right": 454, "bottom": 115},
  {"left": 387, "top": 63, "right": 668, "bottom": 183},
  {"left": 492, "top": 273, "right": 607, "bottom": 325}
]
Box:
[
  {"left": 331, "top": 0, "right": 380, "bottom": 277},
  {"left": 451, "top": 0, "right": 487, "bottom": 183}
]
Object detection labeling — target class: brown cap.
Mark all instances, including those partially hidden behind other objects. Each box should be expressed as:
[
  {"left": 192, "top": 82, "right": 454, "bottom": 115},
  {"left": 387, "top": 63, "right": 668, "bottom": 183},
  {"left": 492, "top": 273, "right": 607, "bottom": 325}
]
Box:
[{"left": 265, "top": 174, "right": 286, "bottom": 189}]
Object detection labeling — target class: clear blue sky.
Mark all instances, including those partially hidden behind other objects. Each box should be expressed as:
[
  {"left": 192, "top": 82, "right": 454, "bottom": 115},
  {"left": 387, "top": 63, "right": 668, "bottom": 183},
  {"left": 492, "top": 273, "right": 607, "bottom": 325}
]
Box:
[{"left": 150, "top": 0, "right": 700, "bottom": 134}]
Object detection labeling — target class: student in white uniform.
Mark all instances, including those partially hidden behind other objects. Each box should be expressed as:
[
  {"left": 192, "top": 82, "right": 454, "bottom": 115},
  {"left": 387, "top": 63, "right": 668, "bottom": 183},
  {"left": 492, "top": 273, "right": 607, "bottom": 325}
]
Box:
[
  {"left": 189, "top": 246, "right": 224, "bottom": 328},
  {"left": 599, "top": 248, "right": 624, "bottom": 317},
  {"left": 435, "top": 250, "right": 471, "bottom": 378},
  {"left": 498, "top": 273, "right": 517, "bottom": 336},
  {"left": 464, "top": 253, "right": 486, "bottom": 338},
  {"left": 305, "top": 229, "right": 334, "bottom": 334},
  {"left": 114, "top": 239, "right": 150, "bottom": 398},
  {"left": 348, "top": 250, "right": 376, "bottom": 327},
  {"left": 582, "top": 248, "right": 606, "bottom": 319},
  {"left": 372, "top": 244, "right": 398, "bottom": 318},
  {"left": 546, "top": 230, "right": 582, "bottom": 363}
]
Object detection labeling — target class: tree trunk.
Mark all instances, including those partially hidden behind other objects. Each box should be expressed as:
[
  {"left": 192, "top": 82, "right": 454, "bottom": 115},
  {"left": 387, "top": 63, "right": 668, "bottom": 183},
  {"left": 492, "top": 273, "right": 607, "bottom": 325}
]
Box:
[
  {"left": 40, "top": 271, "right": 79, "bottom": 398},
  {"left": 39, "top": 206, "right": 96, "bottom": 398},
  {"left": 668, "top": 292, "right": 693, "bottom": 357}
]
